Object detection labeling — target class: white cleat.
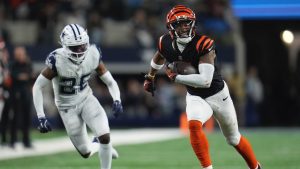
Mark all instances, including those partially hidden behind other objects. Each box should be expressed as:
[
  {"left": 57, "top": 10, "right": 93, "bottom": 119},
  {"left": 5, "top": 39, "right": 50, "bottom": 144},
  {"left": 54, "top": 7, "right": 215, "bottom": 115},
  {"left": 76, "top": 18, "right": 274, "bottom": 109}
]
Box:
[
  {"left": 257, "top": 163, "right": 262, "bottom": 169},
  {"left": 112, "top": 147, "right": 119, "bottom": 159}
]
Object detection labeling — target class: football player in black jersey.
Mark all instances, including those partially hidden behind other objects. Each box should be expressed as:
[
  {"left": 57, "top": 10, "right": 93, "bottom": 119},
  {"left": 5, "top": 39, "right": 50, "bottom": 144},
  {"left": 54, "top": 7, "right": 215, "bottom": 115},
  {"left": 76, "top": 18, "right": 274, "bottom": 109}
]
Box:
[{"left": 143, "top": 5, "right": 261, "bottom": 169}]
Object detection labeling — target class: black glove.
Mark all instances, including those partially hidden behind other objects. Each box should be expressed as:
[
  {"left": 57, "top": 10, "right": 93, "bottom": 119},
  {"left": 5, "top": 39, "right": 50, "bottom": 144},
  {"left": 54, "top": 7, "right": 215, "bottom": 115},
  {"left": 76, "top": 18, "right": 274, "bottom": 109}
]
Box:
[
  {"left": 112, "top": 100, "right": 123, "bottom": 118},
  {"left": 38, "top": 117, "right": 52, "bottom": 133},
  {"left": 143, "top": 74, "right": 156, "bottom": 96}
]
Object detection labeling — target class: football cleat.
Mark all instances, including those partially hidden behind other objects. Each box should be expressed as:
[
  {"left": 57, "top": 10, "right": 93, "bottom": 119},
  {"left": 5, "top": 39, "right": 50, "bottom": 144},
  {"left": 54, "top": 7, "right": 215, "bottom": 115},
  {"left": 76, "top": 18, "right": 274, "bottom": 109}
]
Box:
[
  {"left": 111, "top": 147, "right": 119, "bottom": 159},
  {"left": 257, "top": 163, "right": 262, "bottom": 169},
  {"left": 251, "top": 163, "right": 262, "bottom": 169},
  {"left": 92, "top": 137, "right": 119, "bottom": 159}
]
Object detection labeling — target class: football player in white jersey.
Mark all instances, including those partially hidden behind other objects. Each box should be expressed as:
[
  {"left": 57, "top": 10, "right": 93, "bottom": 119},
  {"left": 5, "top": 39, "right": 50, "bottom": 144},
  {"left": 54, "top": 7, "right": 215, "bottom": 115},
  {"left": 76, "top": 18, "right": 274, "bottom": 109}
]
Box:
[{"left": 32, "top": 24, "right": 123, "bottom": 169}]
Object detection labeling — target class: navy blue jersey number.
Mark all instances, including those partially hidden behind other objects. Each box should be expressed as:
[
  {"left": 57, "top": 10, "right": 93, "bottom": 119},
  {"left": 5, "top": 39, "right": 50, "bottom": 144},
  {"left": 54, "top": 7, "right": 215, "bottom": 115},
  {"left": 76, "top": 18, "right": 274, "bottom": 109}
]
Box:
[{"left": 59, "top": 74, "right": 90, "bottom": 95}]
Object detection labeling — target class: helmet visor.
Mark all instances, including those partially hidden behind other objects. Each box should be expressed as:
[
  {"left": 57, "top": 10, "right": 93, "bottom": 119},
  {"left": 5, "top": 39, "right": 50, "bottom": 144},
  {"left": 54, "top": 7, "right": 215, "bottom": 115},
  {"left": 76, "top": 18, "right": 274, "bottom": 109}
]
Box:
[
  {"left": 171, "top": 20, "right": 193, "bottom": 29},
  {"left": 68, "top": 44, "right": 87, "bottom": 53},
  {"left": 67, "top": 44, "right": 88, "bottom": 58}
]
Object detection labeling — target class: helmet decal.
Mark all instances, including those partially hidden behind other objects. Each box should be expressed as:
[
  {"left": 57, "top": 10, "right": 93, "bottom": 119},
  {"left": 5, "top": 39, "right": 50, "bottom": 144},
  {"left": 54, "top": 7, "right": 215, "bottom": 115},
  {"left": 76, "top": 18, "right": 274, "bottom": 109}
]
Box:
[
  {"left": 60, "top": 24, "right": 90, "bottom": 64},
  {"left": 166, "top": 5, "right": 195, "bottom": 27},
  {"left": 69, "top": 24, "right": 77, "bottom": 40},
  {"left": 166, "top": 5, "right": 196, "bottom": 44}
]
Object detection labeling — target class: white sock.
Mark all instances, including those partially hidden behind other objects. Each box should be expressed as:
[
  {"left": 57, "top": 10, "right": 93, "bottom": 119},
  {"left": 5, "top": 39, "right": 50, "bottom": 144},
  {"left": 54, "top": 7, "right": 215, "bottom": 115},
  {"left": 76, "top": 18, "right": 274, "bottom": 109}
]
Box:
[
  {"left": 203, "top": 165, "right": 213, "bottom": 169},
  {"left": 88, "top": 142, "right": 100, "bottom": 157},
  {"left": 99, "top": 143, "right": 112, "bottom": 169}
]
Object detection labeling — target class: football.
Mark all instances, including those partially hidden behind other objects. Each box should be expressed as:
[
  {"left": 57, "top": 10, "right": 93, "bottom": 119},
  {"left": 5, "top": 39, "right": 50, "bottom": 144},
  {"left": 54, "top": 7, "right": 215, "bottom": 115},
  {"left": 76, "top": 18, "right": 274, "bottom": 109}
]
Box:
[{"left": 167, "top": 61, "right": 197, "bottom": 75}]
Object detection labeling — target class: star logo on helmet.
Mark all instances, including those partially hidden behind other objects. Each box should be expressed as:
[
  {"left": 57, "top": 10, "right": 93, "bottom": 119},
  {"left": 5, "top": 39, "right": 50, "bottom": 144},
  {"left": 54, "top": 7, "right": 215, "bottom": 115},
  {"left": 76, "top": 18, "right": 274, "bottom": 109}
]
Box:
[{"left": 61, "top": 32, "right": 66, "bottom": 38}]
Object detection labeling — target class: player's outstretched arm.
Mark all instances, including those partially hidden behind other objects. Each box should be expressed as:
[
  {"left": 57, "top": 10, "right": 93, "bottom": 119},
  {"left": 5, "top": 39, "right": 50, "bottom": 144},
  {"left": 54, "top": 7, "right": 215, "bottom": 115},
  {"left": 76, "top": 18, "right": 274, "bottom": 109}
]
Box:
[
  {"left": 96, "top": 62, "right": 123, "bottom": 118},
  {"left": 33, "top": 67, "right": 55, "bottom": 133}
]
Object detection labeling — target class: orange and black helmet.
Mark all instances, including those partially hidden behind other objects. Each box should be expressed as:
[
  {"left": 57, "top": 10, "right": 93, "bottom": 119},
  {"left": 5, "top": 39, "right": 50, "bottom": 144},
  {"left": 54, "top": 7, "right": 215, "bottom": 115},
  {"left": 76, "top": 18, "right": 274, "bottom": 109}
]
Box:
[
  {"left": 166, "top": 5, "right": 196, "bottom": 42},
  {"left": 166, "top": 5, "right": 196, "bottom": 30}
]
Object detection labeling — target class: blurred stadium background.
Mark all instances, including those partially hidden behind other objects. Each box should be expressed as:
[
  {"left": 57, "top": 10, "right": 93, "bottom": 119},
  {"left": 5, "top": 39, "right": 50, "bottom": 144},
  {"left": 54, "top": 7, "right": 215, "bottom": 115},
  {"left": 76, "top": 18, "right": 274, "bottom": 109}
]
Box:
[{"left": 0, "top": 0, "right": 300, "bottom": 168}]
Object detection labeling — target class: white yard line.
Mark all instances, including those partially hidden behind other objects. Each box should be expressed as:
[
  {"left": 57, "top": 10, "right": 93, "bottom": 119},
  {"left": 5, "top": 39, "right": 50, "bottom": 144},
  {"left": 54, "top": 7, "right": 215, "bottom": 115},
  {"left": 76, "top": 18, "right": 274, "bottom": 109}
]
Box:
[{"left": 0, "top": 128, "right": 185, "bottom": 160}]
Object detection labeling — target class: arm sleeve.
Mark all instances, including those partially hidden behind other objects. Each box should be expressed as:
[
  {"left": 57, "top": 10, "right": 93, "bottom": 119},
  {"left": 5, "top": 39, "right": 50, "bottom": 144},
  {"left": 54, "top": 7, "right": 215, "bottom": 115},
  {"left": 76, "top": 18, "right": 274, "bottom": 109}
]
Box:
[
  {"left": 174, "top": 63, "right": 215, "bottom": 88},
  {"left": 32, "top": 74, "right": 51, "bottom": 118},
  {"left": 99, "top": 71, "right": 121, "bottom": 101}
]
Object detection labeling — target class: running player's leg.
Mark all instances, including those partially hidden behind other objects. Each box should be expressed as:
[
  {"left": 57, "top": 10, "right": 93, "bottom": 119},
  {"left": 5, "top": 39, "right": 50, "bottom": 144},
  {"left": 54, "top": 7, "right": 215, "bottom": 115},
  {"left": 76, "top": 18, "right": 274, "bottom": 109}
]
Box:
[
  {"left": 92, "top": 136, "right": 119, "bottom": 159},
  {"left": 186, "top": 93, "right": 213, "bottom": 169},
  {"left": 82, "top": 95, "right": 112, "bottom": 169},
  {"left": 58, "top": 106, "right": 93, "bottom": 158},
  {"left": 206, "top": 82, "right": 259, "bottom": 169}
]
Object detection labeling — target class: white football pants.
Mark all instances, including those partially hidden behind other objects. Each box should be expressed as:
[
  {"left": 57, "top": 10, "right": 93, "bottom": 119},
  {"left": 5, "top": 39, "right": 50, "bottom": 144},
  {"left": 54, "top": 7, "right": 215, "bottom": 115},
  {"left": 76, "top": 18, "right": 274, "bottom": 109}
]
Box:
[
  {"left": 58, "top": 94, "right": 110, "bottom": 154},
  {"left": 186, "top": 82, "right": 241, "bottom": 145}
]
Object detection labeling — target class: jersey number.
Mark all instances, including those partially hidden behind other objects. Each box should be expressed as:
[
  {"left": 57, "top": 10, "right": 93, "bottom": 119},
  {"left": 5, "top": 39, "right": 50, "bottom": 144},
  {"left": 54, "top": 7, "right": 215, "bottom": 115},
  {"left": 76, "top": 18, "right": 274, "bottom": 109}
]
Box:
[{"left": 59, "top": 74, "right": 90, "bottom": 95}]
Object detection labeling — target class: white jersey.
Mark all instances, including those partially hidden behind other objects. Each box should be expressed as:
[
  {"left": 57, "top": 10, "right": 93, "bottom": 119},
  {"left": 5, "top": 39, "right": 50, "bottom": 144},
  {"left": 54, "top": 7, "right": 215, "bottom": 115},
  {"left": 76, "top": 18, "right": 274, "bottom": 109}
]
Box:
[{"left": 45, "top": 44, "right": 101, "bottom": 108}]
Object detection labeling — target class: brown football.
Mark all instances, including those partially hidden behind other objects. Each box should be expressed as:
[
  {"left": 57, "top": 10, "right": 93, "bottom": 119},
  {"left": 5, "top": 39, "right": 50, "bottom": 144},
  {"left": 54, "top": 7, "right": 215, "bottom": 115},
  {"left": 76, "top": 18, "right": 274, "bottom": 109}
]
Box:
[{"left": 167, "top": 61, "right": 197, "bottom": 75}]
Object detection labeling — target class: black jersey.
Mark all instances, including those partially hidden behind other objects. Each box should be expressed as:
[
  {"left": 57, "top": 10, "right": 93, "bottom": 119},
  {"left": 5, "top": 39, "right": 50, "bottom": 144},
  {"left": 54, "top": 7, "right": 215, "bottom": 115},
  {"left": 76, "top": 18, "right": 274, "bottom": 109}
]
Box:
[{"left": 158, "top": 33, "right": 224, "bottom": 98}]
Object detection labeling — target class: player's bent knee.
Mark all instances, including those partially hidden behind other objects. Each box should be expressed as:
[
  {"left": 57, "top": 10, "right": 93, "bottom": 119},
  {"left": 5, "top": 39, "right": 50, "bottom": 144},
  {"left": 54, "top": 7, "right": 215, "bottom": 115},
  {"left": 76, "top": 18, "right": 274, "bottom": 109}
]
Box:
[
  {"left": 98, "top": 133, "right": 110, "bottom": 144},
  {"left": 226, "top": 135, "right": 241, "bottom": 146}
]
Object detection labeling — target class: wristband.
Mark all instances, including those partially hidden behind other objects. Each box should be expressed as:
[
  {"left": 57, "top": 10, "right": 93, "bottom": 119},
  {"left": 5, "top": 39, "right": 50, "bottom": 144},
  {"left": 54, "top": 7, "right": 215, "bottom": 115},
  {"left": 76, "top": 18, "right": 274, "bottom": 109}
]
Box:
[{"left": 151, "top": 59, "right": 164, "bottom": 70}]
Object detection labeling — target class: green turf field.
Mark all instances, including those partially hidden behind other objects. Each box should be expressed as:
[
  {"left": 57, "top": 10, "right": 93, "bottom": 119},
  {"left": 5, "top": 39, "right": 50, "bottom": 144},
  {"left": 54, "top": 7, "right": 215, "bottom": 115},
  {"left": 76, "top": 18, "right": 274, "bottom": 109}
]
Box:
[
  {"left": 30, "top": 130, "right": 67, "bottom": 140},
  {"left": 1, "top": 129, "right": 299, "bottom": 169}
]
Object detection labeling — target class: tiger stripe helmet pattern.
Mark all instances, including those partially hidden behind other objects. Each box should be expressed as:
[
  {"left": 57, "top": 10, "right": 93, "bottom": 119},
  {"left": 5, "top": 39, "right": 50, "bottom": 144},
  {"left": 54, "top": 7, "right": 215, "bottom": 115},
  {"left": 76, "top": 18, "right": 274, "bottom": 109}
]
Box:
[
  {"left": 166, "top": 5, "right": 196, "bottom": 28},
  {"left": 166, "top": 5, "right": 196, "bottom": 44}
]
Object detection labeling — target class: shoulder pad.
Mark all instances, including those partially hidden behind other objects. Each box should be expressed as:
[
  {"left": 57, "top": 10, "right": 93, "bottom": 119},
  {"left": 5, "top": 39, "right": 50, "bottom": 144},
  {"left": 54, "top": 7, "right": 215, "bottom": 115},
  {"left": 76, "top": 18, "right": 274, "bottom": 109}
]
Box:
[
  {"left": 157, "top": 34, "right": 170, "bottom": 53},
  {"left": 96, "top": 45, "right": 103, "bottom": 61},
  {"left": 45, "top": 51, "right": 57, "bottom": 73},
  {"left": 158, "top": 35, "right": 164, "bottom": 52},
  {"left": 196, "top": 35, "right": 215, "bottom": 55},
  {"left": 89, "top": 44, "right": 102, "bottom": 62}
]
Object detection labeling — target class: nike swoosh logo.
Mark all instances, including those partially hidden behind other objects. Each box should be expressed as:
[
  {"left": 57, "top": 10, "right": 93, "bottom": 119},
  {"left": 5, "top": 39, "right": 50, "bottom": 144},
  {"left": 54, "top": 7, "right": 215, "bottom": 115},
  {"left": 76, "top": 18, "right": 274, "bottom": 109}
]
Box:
[{"left": 222, "top": 96, "right": 228, "bottom": 101}]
